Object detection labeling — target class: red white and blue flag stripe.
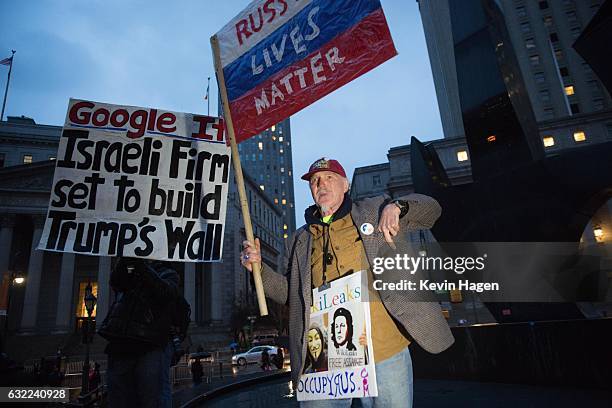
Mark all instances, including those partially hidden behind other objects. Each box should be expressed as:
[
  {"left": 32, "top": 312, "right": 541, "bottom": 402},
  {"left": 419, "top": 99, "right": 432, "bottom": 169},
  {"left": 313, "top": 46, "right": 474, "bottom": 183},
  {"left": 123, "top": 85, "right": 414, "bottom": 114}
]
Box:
[{"left": 214, "top": 0, "right": 397, "bottom": 143}]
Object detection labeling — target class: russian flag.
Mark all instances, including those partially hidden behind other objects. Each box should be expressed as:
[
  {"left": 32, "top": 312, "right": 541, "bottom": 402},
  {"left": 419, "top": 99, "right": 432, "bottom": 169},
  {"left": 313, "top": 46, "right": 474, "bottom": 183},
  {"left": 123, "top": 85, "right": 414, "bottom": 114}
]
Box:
[{"left": 214, "top": 0, "right": 397, "bottom": 143}]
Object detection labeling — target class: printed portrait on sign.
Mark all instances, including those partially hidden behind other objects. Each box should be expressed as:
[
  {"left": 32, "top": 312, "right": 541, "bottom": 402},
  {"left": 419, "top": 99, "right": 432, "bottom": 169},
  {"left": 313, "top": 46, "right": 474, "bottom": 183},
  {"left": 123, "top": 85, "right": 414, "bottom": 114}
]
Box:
[
  {"left": 328, "top": 303, "right": 367, "bottom": 369},
  {"left": 303, "top": 314, "right": 329, "bottom": 374}
]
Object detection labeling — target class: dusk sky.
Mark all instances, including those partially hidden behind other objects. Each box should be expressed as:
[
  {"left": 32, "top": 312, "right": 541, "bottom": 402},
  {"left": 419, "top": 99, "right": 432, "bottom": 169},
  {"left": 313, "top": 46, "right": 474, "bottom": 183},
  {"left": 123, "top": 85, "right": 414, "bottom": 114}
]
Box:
[{"left": 0, "top": 0, "right": 444, "bottom": 223}]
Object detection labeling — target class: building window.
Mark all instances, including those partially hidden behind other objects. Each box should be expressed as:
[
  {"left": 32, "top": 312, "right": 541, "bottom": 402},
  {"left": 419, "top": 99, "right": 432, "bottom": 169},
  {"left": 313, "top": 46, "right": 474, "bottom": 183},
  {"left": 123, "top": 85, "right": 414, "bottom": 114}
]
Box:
[
  {"left": 0, "top": 153, "right": 5, "bottom": 168},
  {"left": 570, "top": 27, "right": 582, "bottom": 39},
  {"left": 573, "top": 131, "right": 586, "bottom": 142},
  {"left": 373, "top": 175, "right": 381, "bottom": 186},
  {"left": 49, "top": 156, "right": 56, "bottom": 161},
  {"left": 543, "top": 107, "right": 555, "bottom": 120},
  {"left": 566, "top": 11, "right": 577, "bottom": 22},
  {"left": 550, "top": 32, "right": 559, "bottom": 42},
  {"left": 23, "top": 154, "right": 33, "bottom": 164},
  {"left": 540, "top": 90, "right": 551, "bottom": 102},
  {"left": 554, "top": 49, "right": 563, "bottom": 60},
  {"left": 543, "top": 16, "right": 553, "bottom": 27},
  {"left": 274, "top": 198, "right": 278, "bottom": 204},
  {"left": 456, "top": 150, "right": 469, "bottom": 162},
  {"left": 529, "top": 55, "right": 540, "bottom": 66},
  {"left": 589, "top": 80, "right": 602, "bottom": 95},
  {"left": 281, "top": 199, "right": 287, "bottom": 205},
  {"left": 271, "top": 125, "right": 276, "bottom": 132},
  {"left": 279, "top": 136, "right": 283, "bottom": 142},
  {"left": 280, "top": 167, "right": 284, "bottom": 173},
  {"left": 525, "top": 38, "right": 536, "bottom": 50},
  {"left": 283, "top": 224, "right": 288, "bottom": 230},
  {"left": 593, "top": 98, "right": 605, "bottom": 111},
  {"left": 539, "top": 0, "right": 549, "bottom": 9},
  {"left": 259, "top": 184, "right": 265, "bottom": 191},
  {"left": 570, "top": 103, "right": 580, "bottom": 114},
  {"left": 516, "top": 6, "right": 526, "bottom": 17},
  {"left": 283, "top": 233, "right": 288, "bottom": 239},
  {"left": 279, "top": 148, "right": 283, "bottom": 154},
  {"left": 559, "top": 67, "right": 569, "bottom": 77},
  {"left": 564, "top": 85, "right": 575, "bottom": 95},
  {"left": 258, "top": 142, "right": 263, "bottom": 150},
  {"left": 542, "top": 135, "right": 555, "bottom": 147},
  {"left": 520, "top": 22, "right": 531, "bottom": 33},
  {"left": 534, "top": 72, "right": 545, "bottom": 84}
]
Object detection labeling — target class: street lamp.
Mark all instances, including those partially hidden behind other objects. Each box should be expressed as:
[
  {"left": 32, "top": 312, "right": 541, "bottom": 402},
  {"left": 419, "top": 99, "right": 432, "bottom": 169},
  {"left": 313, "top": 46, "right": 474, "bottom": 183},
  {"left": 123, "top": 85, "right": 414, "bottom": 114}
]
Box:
[
  {"left": 3, "top": 272, "right": 25, "bottom": 332},
  {"left": 80, "top": 283, "right": 97, "bottom": 398}
]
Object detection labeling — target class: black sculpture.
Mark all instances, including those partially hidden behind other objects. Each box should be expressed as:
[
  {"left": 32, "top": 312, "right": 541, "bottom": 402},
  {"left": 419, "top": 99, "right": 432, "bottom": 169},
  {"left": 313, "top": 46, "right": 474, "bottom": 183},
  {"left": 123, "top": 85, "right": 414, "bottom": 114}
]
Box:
[{"left": 411, "top": 0, "right": 612, "bottom": 322}]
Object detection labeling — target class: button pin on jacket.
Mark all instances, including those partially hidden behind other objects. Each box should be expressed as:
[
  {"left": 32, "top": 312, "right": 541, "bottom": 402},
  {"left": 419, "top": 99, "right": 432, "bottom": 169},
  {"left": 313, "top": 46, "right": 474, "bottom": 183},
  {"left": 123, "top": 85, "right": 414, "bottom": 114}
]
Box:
[{"left": 360, "top": 223, "right": 374, "bottom": 235}]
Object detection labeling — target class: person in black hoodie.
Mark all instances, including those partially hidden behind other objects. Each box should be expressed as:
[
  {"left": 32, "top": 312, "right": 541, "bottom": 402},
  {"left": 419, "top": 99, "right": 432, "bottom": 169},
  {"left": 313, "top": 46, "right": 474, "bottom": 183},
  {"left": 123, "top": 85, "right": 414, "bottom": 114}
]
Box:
[{"left": 99, "top": 257, "right": 179, "bottom": 408}]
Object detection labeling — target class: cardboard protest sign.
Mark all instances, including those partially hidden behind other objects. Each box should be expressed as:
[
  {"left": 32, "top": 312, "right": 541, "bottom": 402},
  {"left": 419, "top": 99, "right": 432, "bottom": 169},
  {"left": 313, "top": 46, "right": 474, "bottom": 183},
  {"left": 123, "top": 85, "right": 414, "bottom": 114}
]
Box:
[
  {"left": 297, "top": 270, "right": 377, "bottom": 401},
  {"left": 214, "top": 0, "right": 397, "bottom": 143},
  {"left": 38, "top": 99, "right": 230, "bottom": 262}
]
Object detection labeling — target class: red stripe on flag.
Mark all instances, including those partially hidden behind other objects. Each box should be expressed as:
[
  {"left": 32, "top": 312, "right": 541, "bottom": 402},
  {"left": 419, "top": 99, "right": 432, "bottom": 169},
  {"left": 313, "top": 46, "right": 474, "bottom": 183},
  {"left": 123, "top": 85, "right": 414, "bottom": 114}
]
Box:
[
  {"left": 0, "top": 57, "right": 13, "bottom": 66},
  {"left": 229, "top": 8, "right": 396, "bottom": 144}
]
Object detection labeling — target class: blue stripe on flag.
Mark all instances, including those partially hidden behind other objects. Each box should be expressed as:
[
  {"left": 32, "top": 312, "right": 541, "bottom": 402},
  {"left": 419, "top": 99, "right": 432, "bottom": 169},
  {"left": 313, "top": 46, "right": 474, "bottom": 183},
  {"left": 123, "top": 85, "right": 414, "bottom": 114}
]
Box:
[{"left": 223, "top": 0, "right": 382, "bottom": 102}]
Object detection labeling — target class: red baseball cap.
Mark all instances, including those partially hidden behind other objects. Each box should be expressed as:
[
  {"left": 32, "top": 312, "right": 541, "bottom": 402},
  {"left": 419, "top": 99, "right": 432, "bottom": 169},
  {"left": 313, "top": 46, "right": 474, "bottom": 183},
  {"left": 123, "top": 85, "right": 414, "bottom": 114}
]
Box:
[{"left": 301, "top": 157, "right": 347, "bottom": 181}]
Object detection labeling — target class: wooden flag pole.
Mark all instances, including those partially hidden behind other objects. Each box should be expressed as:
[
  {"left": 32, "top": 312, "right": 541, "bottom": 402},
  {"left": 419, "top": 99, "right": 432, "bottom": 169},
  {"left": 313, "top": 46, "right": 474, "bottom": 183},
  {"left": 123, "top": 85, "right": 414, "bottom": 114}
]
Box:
[{"left": 211, "top": 35, "right": 268, "bottom": 316}]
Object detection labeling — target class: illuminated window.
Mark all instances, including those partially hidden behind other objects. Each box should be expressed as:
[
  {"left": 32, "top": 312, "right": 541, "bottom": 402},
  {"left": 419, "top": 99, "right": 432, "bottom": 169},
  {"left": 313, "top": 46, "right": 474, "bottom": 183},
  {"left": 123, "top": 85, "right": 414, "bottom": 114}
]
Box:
[
  {"left": 271, "top": 135, "right": 276, "bottom": 141},
  {"left": 457, "top": 150, "right": 469, "bottom": 162},
  {"left": 279, "top": 148, "right": 284, "bottom": 154},
  {"left": 258, "top": 142, "right": 263, "bottom": 150},
  {"left": 564, "top": 85, "right": 575, "bottom": 95},
  {"left": 279, "top": 136, "right": 283, "bottom": 142},
  {"left": 283, "top": 233, "right": 288, "bottom": 239},
  {"left": 281, "top": 199, "right": 287, "bottom": 205},
  {"left": 542, "top": 136, "right": 555, "bottom": 147},
  {"left": 23, "top": 154, "right": 33, "bottom": 164},
  {"left": 593, "top": 226, "right": 604, "bottom": 242},
  {"left": 271, "top": 125, "right": 276, "bottom": 132},
  {"left": 259, "top": 184, "right": 265, "bottom": 190},
  {"left": 573, "top": 131, "right": 586, "bottom": 142},
  {"left": 487, "top": 135, "right": 496, "bottom": 143},
  {"left": 76, "top": 282, "right": 98, "bottom": 317},
  {"left": 283, "top": 224, "right": 288, "bottom": 230},
  {"left": 274, "top": 198, "right": 278, "bottom": 204},
  {"left": 280, "top": 167, "right": 285, "bottom": 173},
  {"left": 288, "top": 171, "right": 292, "bottom": 176}
]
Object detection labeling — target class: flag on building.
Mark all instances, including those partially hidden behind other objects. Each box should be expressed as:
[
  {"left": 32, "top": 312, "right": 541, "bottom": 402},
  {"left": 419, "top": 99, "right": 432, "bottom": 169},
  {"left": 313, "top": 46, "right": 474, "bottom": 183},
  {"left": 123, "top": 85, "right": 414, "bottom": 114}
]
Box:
[{"left": 0, "top": 56, "right": 13, "bottom": 66}]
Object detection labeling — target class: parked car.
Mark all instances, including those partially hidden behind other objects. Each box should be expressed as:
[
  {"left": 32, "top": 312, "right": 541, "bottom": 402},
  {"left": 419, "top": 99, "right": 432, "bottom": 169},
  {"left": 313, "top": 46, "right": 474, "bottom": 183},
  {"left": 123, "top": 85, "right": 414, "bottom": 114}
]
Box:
[
  {"left": 231, "top": 346, "right": 278, "bottom": 366},
  {"left": 252, "top": 334, "right": 277, "bottom": 345}
]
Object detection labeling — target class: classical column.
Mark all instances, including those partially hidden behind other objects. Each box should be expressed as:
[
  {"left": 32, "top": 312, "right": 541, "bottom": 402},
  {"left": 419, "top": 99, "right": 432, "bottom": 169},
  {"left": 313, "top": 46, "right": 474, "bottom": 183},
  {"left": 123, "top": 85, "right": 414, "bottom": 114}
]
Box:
[
  {"left": 184, "top": 263, "right": 196, "bottom": 322},
  {"left": 210, "top": 263, "right": 223, "bottom": 322},
  {"left": 0, "top": 215, "right": 15, "bottom": 282},
  {"left": 54, "top": 252, "right": 75, "bottom": 332},
  {"left": 20, "top": 215, "right": 46, "bottom": 331},
  {"left": 96, "top": 256, "right": 112, "bottom": 321}
]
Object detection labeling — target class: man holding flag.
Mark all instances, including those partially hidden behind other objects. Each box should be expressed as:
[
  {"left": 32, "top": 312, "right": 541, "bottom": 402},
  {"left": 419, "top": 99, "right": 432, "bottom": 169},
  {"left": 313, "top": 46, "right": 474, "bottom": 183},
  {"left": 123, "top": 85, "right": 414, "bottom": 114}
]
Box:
[
  {"left": 213, "top": 1, "right": 454, "bottom": 404},
  {"left": 240, "top": 157, "right": 454, "bottom": 406}
]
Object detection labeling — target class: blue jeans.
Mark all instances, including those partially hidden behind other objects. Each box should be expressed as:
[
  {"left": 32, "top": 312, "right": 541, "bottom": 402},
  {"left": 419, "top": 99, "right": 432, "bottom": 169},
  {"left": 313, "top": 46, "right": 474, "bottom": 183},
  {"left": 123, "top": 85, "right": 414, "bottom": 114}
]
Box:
[
  {"left": 300, "top": 347, "right": 413, "bottom": 408},
  {"left": 107, "top": 343, "right": 173, "bottom": 408}
]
